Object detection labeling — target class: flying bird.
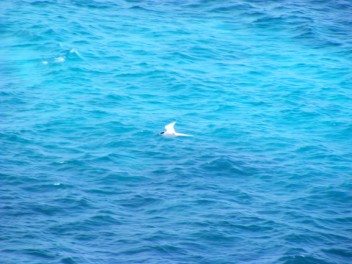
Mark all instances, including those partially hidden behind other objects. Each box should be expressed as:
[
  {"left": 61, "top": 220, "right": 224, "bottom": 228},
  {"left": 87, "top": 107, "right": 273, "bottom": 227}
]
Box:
[{"left": 160, "top": 121, "right": 192, "bottom": 137}]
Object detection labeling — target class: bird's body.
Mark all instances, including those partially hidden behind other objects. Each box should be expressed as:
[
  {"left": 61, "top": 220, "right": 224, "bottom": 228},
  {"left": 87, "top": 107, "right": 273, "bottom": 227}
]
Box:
[{"left": 160, "top": 121, "right": 192, "bottom": 137}]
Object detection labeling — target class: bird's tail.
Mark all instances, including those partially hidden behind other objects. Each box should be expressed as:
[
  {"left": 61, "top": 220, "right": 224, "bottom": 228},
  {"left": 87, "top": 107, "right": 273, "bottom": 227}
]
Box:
[{"left": 176, "top": 133, "right": 193, "bottom": 137}]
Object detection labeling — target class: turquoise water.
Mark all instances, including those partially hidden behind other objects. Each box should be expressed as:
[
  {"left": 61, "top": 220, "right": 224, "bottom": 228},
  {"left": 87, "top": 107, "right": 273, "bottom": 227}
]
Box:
[{"left": 1, "top": 0, "right": 352, "bottom": 263}]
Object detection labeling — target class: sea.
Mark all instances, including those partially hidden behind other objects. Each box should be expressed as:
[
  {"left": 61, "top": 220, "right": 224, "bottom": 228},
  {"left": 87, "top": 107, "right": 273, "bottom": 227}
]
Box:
[{"left": 1, "top": 0, "right": 352, "bottom": 263}]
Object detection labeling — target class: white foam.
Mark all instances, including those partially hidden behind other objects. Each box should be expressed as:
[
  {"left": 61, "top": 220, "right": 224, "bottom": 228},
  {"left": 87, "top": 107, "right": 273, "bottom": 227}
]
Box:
[{"left": 55, "top": 56, "right": 65, "bottom": 63}]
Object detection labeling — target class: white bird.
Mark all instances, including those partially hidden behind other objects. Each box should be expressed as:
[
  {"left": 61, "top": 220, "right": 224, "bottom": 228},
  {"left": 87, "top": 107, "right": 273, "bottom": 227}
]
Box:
[{"left": 160, "top": 121, "right": 192, "bottom": 137}]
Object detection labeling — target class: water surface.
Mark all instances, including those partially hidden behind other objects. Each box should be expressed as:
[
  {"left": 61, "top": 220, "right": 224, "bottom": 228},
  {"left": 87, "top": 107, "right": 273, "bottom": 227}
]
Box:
[{"left": 1, "top": 0, "right": 352, "bottom": 263}]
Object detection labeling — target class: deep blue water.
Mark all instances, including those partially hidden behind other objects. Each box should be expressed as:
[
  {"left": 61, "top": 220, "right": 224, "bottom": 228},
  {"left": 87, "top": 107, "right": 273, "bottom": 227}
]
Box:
[{"left": 1, "top": 0, "right": 352, "bottom": 263}]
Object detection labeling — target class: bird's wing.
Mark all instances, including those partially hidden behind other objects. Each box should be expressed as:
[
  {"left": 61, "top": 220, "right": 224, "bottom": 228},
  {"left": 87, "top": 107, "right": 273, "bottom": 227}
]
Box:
[{"left": 165, "top": 121, "right": 176, "bottom": 133}]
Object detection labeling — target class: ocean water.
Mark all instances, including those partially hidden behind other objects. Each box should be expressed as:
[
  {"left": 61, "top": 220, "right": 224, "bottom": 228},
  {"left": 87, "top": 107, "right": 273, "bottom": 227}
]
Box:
[{"left": 1, "top": 0, "right": 352, "bottom": 263}]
